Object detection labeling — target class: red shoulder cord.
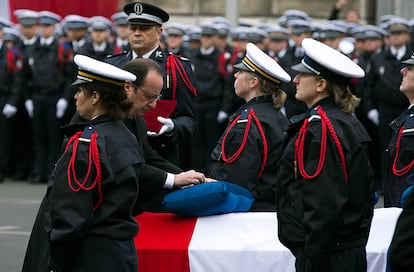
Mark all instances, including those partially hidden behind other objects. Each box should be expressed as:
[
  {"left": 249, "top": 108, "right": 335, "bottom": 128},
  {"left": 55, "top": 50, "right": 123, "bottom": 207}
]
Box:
[
  {"left": 64, "top": 131, "right": 103, "bottom": 210},
  {"left": 392, "top": 126, "right": 414, "bottom": 176},
  {"left": 221, "top": 108, "right": 268, "bottom": 180},
  {"left": 294, "top": 106, "right": 348, "bottom": 182},
  {"left": 6, "top": 49, "right": 14, "bottom": 76},
  {"left": 166, "top": 55, "right": 197, "bottom": 100}
]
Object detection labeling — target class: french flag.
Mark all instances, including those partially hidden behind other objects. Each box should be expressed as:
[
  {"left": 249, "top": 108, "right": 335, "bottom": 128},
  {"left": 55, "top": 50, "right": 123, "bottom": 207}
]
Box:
[{"left": 135, "top": 208, "right": 401, "bottom": 272}]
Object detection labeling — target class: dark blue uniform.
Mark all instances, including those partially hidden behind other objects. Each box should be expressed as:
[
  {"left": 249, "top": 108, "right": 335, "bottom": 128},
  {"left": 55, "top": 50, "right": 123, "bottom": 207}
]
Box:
[
  {"left": 106, "top": 47, "right": 197, "bottom": 168},
  {"left": 276, "top": 98, "right": 375, "bottom": 272},
  {"left": 385, "top": 106, "right": 414, "bottom": 207},
  {"left": 209, "top": 95, "right": 289, "bottom": 211},
  {"left": 0, "top": 43, "right": 23, "bottom": 180},
  {"left": 22, "top": 38, "right": 73, "bottom": 182}
]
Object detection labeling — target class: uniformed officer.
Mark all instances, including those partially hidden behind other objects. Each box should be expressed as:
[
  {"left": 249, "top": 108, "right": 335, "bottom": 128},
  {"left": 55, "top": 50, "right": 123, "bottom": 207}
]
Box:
[
  {"left": 22, "top": 11, "right": 73, "bottom": 184},
  {"left": 364, "top": 17, "right": 412, "bottom": 195},
  {"left": 60, "top": 14, "right": 89, "bottom": 125},
  {"left": 384, "top": 53, "right": 414, "bottom": 207},
  {"left": 164, "top": 22, "right": 188, "bottom": 57},
  {"left": 0, "top": 25, "right": 24, "bottom": 182},
  {"left": 188, "top": 22, "right": 234, "bottom": 172},
  {"left": 279, "top": 18, "right": 312, "bottom": 118},
  {"left": 111, "top": 11, "right": 131, "bottom": 53},
  {"left": 44, "top": 55, "right": 141, "bottom": 272},
  {"left": 62, "top": 14, "right": 89, "bottom": 52},
  {"left": 77, "top": 16, "right": 119, "bottom": 61},
  {"left": 209, "top": 43, "right": 290, "bottom": 211},
  {"left": 276, "top": 38, "right": 375, "bottom": 272},
  {"left": 106, "top": 2, "right": 197, "bottom": 168}
]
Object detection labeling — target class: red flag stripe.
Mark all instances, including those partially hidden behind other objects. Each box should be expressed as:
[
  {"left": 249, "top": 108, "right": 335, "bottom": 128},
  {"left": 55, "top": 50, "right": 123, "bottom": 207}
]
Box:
[{"left": 134, "top": 212, "right": 197, "bottom": 272}]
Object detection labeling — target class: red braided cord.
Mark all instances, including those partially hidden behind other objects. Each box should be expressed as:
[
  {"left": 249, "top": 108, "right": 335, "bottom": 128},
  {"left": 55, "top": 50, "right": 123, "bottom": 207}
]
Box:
[
  {"left": 221, "top": 109, "right": 268, "bottom": 180},
  {"left": 294, "top": 106, "right": 348, "bottom": 182},
  {"left": 318, "top": 107, "right": 348, "bottom": 182},
  {"left": 392, "top": 126, "right": 414, "bottom": 176},
  {"left": 6, "top": 49, "right": 14, "bottom": 76},
  {"left": 170, "top": 56, "right": 197, "bottom": 96},
  {"left": 295, "top": 115, "right": 327, "bottom": 180},
  {"left": 66, "top": 131, "right": 102, "bottom": 210},
  {"left": 221, "top": 114, "right": 248, "bottom": 163},
  {"left": 251, "top": 111, "right": 268, "bottom": 180}
]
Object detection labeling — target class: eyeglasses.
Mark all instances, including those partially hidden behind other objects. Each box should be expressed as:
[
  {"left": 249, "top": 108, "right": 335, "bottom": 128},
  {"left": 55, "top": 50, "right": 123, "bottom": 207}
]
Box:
[{"left": 139, "top": 87, "right": 162, "bottom": 102}]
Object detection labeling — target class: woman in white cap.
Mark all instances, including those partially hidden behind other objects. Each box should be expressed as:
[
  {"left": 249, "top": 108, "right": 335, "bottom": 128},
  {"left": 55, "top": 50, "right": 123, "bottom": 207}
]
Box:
[
  {"left": 276, "top": 38, "right": 375, "bottom": 271},
  {"left": 208, "top": 42, "right": 291, "bottom": 211},
  {"left": 31, "top": 55, "right": 142, "bottom": 272}
]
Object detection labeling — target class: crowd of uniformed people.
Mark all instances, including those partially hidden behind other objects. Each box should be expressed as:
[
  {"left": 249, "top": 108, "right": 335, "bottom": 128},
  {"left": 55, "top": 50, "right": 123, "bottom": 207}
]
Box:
[
  {"left": 1, "top": 4, "right": 413, "bottom": 197},
  {"left": 1, "top": 0, "right": 412, "bottom": 271}
]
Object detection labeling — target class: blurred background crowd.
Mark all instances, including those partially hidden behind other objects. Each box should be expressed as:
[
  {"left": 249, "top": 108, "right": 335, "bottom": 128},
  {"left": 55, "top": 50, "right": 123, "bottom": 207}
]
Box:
[{"left": 0, "top": 0, "right": 413, "bottom": 197}]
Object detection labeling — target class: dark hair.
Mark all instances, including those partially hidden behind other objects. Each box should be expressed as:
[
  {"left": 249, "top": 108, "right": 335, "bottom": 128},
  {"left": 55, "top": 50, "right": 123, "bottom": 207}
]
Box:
[
  {"left": 122, "top": 58, "right": 163, "bottom": 89},
  {"left": 81, "top": 82, "right": 133, "bottom": 119}
]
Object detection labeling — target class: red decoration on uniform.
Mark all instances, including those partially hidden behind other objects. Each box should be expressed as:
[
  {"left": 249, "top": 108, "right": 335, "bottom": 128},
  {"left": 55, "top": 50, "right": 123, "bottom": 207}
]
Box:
[
  {"left": 294, "top": 106, "right": 348, "bottom": 182},
  {"left": 392, "top": 126, "right": 414, "bottom": 176},
  {"left": 65, "top": 130, "right": 102, "bottom": 210},
  {"left": 221, "top": 108, "right": 268, "bottom": 180}
]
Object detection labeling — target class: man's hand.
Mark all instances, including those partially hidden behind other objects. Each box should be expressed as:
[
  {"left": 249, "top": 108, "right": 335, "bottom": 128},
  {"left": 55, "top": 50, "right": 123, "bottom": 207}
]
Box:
[{"left": 173, "top": 170, "right": 207, "bottom": 188}]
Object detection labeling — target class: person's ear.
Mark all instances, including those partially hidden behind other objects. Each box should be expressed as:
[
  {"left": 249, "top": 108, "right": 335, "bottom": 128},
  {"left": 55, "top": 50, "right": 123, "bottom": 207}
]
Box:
[
  {"left": 249, "top": 76, "right": 259, "bottom": 88},
  {"left": 316, "top": 78, "right": 327, "bottom": 93},
  {"left": 124, "top": 81, "right": 134, "bottom": 96},
  {"left": 91, "top": 91, "right": 100, "bottom": 105}
]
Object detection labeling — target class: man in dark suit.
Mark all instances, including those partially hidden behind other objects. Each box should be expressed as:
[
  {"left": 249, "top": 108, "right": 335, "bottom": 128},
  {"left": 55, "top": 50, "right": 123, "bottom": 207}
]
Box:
[
  {"left": 106, "top": 2, "right": 197, "bottom": 169},
  {"left": 22, "top": 57, "right": 205, "bottom": 272},
  {"left": 122, "top": 58, "right": 206, "bottom": 212}
]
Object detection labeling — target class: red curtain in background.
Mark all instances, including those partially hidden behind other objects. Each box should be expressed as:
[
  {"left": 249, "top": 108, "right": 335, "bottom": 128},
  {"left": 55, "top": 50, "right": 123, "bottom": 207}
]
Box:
[{"left": 8, "top": 0, "right": 121, "bottom": 23}]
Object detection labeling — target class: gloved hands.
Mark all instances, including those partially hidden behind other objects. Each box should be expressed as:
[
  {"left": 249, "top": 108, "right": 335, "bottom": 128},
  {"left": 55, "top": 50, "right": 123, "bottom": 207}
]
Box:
[
  {"left": 217, "top": 110, "right": 228, "bottom": 123},
  {"left": 367, "top": 109, "right": 379, "bottom": 126},
  {"left": 56, "top": 98, "right": 68, "bottom": 118},
  {"left": 25, "top": 99, "right": 34, "bottom": 118},
  {"left": 2, "top": 103, "right": 17, "bottom": 118},
  {"left": 147, "top": 116, "right": 174, "bottom": 136}
]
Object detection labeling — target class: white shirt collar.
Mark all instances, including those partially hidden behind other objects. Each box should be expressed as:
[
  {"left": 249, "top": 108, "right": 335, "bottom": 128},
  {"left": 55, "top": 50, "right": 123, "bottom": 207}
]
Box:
[
  {"left": 93, "top": 42, "right": 107, "bottom": 52},
  {"left": 132, "top": 46, "right": 158, "bottom": 59},
  {"left": 200, "top": 46, "right": 215, "bottom": 55},
  {"left": 40, "top": 36, "right": 55, "bottom": 46}
]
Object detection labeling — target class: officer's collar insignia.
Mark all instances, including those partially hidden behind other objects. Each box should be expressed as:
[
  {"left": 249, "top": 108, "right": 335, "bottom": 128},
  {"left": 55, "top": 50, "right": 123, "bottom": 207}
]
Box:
[
  {"left": 155, "top": 50, "right": 163, "bottom": 58},
  {"left": 134, "top": 3, "right": 144, "bottom": 15}
]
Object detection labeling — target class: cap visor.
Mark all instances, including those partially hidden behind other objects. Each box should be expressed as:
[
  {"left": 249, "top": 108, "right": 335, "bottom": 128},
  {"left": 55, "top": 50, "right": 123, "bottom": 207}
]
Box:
[
  {"left": 402, "top": 58, "right": 414, "bottom": 65},
  {"left": 71, "top": 78, "right": 89, "bottom": 86},
  {"left": 234, "top": 62, "right": 250, "bottom": 71},
  {"left": 128, "top": 19, "right": 160, "bottom": 26},
  {"left": 291, "top": 62, "right": 313, "bottom": 74}
]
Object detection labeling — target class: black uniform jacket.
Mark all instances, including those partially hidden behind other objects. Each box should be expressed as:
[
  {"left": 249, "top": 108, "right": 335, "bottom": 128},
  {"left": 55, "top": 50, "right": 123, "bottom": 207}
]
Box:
[
  {"left": 385, "top": 106, "right": 414, "bottom": 207},
  {"left": 44, "top": 116, "right": 143, "bottom": 264},
  {"left": 106, "top": 47, "right": 197, "bottom": 165},
  {"left": 0, "top": 44, "right": 22, "bottom": 105},
  {"left": 209, "top": 95, "right": 289, "bottom": 211},
  {"left": 388, "top": 187, "right": 414, "bottom": 271},
  {"left": 276, "top": 98, "right": 375, "bottom": 270},
  {"left": 22, "top": 116, "right": 179, "bottom": 272}
]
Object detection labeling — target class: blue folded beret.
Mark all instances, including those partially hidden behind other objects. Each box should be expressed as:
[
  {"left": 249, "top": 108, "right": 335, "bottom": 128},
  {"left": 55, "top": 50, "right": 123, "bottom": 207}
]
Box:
[{"left": 162, "top": 181, "right": 254, "bottom": 216}]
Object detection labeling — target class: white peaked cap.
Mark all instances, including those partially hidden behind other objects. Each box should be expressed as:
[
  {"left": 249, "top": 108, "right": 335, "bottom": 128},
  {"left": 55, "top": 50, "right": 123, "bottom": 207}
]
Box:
[
  {"left": 72, "top": 55, "right": 136, "bottom": 86},
  {"left": 234, "top": 43, "right": 291, "bottom": 84}
]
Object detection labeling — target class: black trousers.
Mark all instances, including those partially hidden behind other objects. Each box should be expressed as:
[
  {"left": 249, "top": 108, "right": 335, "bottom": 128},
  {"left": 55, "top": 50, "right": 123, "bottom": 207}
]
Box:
[{"left": 295, "top": 246, "right": 367, "bottom": 272}]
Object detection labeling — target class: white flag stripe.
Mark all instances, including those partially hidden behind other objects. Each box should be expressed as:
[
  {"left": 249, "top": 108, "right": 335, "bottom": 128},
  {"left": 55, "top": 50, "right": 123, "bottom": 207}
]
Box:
[{"left": 186, "top": 208, "right": 402, "bottom": 272}]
